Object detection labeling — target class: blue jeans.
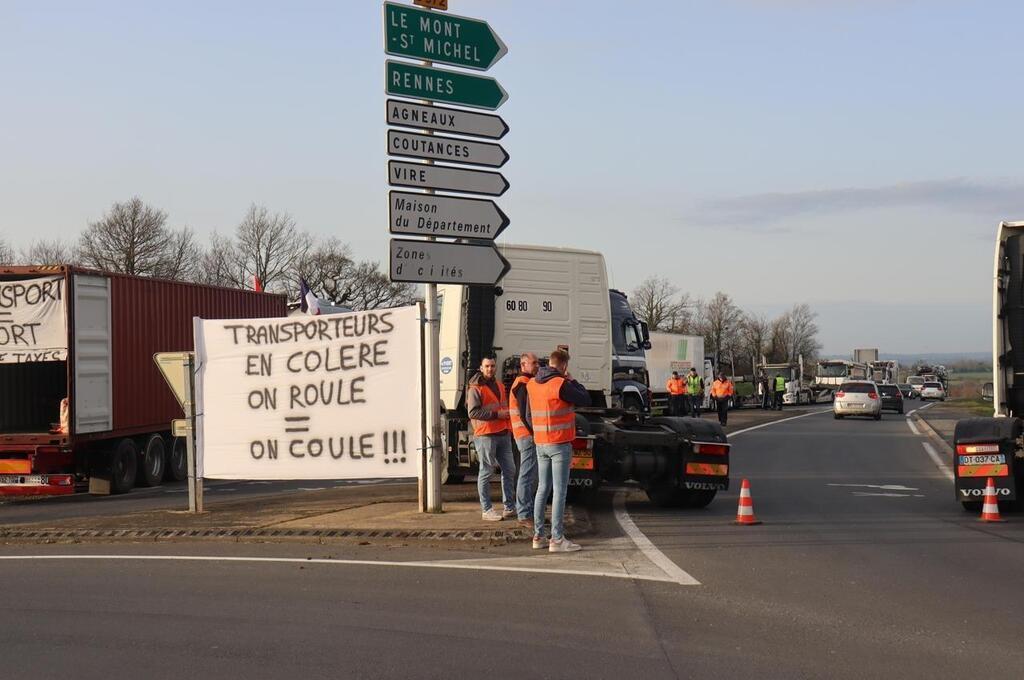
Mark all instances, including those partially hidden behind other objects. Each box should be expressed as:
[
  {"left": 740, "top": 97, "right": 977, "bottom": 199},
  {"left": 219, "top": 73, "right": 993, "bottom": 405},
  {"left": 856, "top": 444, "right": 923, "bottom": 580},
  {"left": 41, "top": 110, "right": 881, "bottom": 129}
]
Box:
[
  {"left": 534, "top": 442, "right": 572, "bottom": 540},
  {"left": 515, "top": 436, "right": 538, "bottom": 520},
  {"left": 689, "top": 395, "right": 702, "bottom": 417},
  {"left": 475, "top": 433, "right": 516, "bottom": 513}
]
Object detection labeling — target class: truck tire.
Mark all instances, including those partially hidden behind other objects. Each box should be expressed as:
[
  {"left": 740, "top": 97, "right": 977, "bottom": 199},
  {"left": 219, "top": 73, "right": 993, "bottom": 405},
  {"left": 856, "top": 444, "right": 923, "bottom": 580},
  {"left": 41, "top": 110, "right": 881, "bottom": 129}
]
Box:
[
  {"left": 645, "top": 482, "right": 689, "bottom": 508},
  {"left": 138, "top": 435, "right": 166, "bottom": 487},
  {"left": 644, "top": 416, "right": 726, "bottom": 508},
  {"left": 110, "top": 438, "right": 139, "bottom": 494},
  {"left": 961, "top": 501, "right": 982, "bottom": 513},
  {"left": 167, "top": 436, "right": 188, "bottom": 482},
  {"left": 622, "top": 393, "right": 644, "bottom": 415},
  {"left": 686, "top": 489, "right": 717, "bottom": 508}
]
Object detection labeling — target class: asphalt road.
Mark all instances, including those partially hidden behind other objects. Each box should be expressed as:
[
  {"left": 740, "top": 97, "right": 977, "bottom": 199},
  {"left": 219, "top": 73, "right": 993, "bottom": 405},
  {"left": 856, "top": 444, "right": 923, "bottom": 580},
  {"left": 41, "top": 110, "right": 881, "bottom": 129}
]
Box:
[{"left": 4, "top": 404, "right": 1024, "bottom": 679}]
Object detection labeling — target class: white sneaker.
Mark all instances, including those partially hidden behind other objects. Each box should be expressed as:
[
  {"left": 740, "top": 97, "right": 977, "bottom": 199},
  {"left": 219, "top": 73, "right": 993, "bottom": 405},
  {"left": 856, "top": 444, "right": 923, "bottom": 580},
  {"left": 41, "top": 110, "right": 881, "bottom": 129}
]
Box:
[
  {"left": 532, "top": 536, "right": 549, "bottom": 550},
  {"left": 502, "top": 507, "right": 515, "bottom": 519},
  {"left": 481, "top": 508, "right": 504, "bottom": 522},
  {"left": 548, "top": 537, "right": 582, "bottom": 553}
]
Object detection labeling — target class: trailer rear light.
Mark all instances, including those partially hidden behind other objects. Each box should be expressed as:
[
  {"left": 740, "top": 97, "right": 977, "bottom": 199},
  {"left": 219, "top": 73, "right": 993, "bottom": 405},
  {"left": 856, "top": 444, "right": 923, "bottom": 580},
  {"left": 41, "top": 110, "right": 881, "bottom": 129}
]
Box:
[
  {"left": 692, "top": 442, "right": 729, "bottom": 456},
  {"left": 572, "top": 436, "right": 595, "bottom": 452},
  {"left": 956, "top": 443, "right": 1000, "bottom": 454}
]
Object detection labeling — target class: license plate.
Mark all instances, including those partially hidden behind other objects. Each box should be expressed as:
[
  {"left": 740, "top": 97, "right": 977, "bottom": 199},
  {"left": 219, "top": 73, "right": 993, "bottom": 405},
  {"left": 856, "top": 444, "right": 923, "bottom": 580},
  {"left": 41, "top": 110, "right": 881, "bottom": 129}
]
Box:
[{"left": 0, "top": 474, "right": 45, "bottom": 485}]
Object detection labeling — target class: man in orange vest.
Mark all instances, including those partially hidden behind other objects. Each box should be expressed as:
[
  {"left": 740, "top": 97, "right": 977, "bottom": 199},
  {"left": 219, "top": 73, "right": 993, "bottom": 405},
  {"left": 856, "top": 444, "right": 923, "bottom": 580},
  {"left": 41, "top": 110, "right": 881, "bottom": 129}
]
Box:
[
  {"left": 509, "top": 352, "right": 539, "bottom": 529},
  {"left": 526, "top": 348, "right": 591, "bottom": 553},
  {"left": 710, "top": 372, "right": 735, "bottom": 427},
  {"left": 666, "top": 371, "right": 687, "bottom": 417},
  {"left": 468, "top": 355, "right": 516, "bottom": 521}
]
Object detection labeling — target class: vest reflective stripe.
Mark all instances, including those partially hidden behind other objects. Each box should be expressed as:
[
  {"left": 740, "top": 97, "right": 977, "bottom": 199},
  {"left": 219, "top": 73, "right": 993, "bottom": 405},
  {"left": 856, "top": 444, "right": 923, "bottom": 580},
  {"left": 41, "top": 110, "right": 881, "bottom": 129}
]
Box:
[
  {"left": 687, "top": 375, "right": 702, "bottom": 394},
  {"left": 711, "top": 380, "right": 734, "bottom": 398},
  {"left": 527, "top": 376, "right": 576, "bottom": 445},
  {"left": 471, "top": 381, "right": 509, "bottom": 437},
  {"left": 775, "top": 376, "right": 786, "bottom": 391},
  {"left": 509, "top": 375, "right": 532, "bottom": 440}
]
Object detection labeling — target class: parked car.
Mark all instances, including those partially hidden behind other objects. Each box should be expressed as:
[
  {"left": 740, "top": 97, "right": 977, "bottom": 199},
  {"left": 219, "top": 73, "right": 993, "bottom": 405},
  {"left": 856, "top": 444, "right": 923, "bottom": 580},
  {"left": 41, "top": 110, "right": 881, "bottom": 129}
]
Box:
[
  {"left": 833, "top": 381, "right": 883, "bottom": 420},
  {"left": 920, "top": 381, "right": 946, "bottom": 401},
  {"left": 907, "top": 376, "right": 925, "bottom": 396},
  {"left": 877, "top": 384, "right": 905, "bottom": 414},
  {"left": 897, "top": 383, "right": 914, "bottom": 399}
]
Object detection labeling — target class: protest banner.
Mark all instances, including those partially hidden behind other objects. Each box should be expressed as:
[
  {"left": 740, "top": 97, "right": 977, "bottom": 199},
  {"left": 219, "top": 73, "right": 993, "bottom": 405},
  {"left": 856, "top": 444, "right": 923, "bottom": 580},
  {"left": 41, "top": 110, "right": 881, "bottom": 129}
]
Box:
[{"left": 0, "top": 276, "right": 68, "bottom": 364}]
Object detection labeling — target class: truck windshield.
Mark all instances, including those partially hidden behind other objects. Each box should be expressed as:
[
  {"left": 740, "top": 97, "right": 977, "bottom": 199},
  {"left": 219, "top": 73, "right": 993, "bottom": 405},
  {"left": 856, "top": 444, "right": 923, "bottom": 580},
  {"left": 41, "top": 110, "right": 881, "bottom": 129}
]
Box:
[{"left": 818, "top": 364, "right": 849, "bottom": 378}]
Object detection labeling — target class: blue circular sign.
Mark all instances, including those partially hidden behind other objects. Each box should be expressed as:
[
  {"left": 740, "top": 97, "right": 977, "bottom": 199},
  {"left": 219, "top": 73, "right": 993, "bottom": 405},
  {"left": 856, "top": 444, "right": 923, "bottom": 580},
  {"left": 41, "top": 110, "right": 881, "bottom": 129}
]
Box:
[{"left": 440, "top": 357, "right": 454, "bottom": 375}]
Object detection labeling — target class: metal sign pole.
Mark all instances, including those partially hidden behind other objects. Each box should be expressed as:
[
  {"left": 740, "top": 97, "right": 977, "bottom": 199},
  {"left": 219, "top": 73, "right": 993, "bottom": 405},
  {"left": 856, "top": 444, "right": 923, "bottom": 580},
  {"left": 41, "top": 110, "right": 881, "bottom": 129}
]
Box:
[{"left": 183, "top": 353, "right": 202, "bottom": 513}]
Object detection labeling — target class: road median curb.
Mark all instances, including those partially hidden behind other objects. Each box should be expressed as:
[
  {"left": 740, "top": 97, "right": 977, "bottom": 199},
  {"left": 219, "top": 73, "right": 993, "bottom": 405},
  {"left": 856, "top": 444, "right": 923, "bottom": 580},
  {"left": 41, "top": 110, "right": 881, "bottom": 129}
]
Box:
[{"left": 911, "top": 412, "right": 955, "bottom": 456}]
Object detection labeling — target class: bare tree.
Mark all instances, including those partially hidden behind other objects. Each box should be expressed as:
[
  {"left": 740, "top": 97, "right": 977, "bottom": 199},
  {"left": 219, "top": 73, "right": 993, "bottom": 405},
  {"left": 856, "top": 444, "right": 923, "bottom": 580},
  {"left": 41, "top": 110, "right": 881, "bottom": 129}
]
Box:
[
  {"left": 0, "top": 239, "right": 12, "bottom": 265},
  {"left": 196, "top": 233, "right": 240, "bottom": 288},
  {"left": 631, "top": 276, "right": 692, "bottom": 331},
  {"left": 296, "top": 239, "right": 417, "bottom": 309},
  {"left": 230, "top": 204, "right": 309, "bottom": 292},
  {"left": 20, "top": 239, "right": 79, "bottom": 266},
  {"left": 784, "top": 303, "right": 821, "bottom": 363},
  {"left": 739, "top": 313, "right": 771, "bottom": 368},
  {"left": 78, "top": 197, "right": 198, "bottom": 279},
  {"left": 767, "top": 313, "right": 791, "bottom": 363},
  {"left": 695, "top": 292, "right": 744, "bottom": 366}
]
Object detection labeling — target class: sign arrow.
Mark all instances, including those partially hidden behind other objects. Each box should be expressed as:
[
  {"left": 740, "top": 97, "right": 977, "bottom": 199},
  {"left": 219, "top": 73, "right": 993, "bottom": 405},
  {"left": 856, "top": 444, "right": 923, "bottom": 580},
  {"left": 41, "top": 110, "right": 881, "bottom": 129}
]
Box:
[
  {"left": 387, "top": 130, "right": 508, "bottom": 168},
  {"left": 386, "top": 60, "right": 508, "bottom": 111},
  {"left": 390, "top": 239, "right": 510, "bottom": 285},
  {"left": 386, "top": 100, "right": 508, "bottom": 140},
  {"left": 384, "top": 2, "right": 507, "bottom": 71},
  {"left": 388, "top": 160, "right": 509, "bottom": 196},
  {"left": 389, "top": 191, "right": 508, "bottom": 241}
]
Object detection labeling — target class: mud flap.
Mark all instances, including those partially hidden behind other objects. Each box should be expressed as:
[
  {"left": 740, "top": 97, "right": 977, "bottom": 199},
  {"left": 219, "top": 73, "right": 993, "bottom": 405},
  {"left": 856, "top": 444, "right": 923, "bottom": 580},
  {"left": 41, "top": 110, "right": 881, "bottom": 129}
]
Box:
[{"left": 953, "top": 417, "right": 1020, "bottom": 502}]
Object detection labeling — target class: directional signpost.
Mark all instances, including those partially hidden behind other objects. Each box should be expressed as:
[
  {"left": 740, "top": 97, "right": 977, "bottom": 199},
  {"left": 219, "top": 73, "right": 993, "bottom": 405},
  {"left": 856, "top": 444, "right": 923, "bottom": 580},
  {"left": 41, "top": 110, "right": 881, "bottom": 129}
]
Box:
[
  {"left": 384, "top": 2, "right": 507, "bottom": 71},
  {"left": 387, "top": 100, "right": 508, "bottom": 139},
  {"left": 390, "top": 239, "right": 510, "bottom": 285},
  {"left": 388, "top": 129, "right": 508, "bottom": 167},
  {"left": 384, "top": 1, "right": 508, "bottom": 514},
  {"left": 388, "top": 160, "right": 508, "bottom": 195},
  {"left": 389, "top": 191, "right": 508, "bottom": 240},
  {"left": 386, "top": 60, "right": 508, "bottom": 110}
]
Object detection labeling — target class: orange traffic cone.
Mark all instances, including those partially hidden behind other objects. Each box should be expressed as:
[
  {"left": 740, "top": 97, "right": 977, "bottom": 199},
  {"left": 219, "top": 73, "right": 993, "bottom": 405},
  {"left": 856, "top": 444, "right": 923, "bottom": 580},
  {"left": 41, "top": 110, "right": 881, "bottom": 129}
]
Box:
[
  {"left": 734, "top": 478, "right": 762, "bottom": 525},
  {"left": 979, "top": 477, "right": 1006, "bottom": 523}
]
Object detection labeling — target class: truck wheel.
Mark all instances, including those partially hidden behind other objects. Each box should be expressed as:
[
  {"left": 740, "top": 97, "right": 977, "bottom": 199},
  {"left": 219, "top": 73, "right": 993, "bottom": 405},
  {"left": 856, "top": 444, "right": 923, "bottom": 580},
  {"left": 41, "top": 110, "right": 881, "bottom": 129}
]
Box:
[
  {"left": 645, "top": 482, "right": 689, "bottom": 508},
  {"left": 961, "top": 501, "right": 982, "bottom": 513},
  {"left": 110, "top": 439, "right": 139, "bottom": 494},
  {"left": 167, "top": 437, "right": 188, "bottom": 482},
  {"left": 686, "top": 489, "right": 717, "bottom": 508},
  {"left": 138, "top": 435, "right": 166, "bottom": 487},
  {"left": 622, "top": 393, "right": 643, "bottom": 415}
]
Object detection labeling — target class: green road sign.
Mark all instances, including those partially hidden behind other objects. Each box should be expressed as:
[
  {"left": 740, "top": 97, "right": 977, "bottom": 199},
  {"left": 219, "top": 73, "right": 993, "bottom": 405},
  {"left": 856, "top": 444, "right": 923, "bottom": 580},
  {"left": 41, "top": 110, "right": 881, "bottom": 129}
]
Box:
[
  {"left": 385, "top": 60, "right": 507, "bottom": 111},
  {"left": 384, "top": 2, "right": 507, "bottom": 71}
]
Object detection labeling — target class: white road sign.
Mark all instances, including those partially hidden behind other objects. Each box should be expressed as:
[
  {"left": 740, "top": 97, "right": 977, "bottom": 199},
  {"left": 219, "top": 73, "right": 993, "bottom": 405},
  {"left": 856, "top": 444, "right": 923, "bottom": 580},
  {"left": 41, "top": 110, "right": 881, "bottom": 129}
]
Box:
[
  {"left": 389, "top": 191, "right": 508, "bottom": 240},
  {"left": 386, "top": 99, "right": 508, "bottom": 139},
  {"left": 390, "top": 239, "right": 510, "bottom": 285},
  {"left": 387, "top": 130, "right": 508, "bottom": 167},
  {"left": 388, "top": 160, "right": 509, "bottom": 196}
]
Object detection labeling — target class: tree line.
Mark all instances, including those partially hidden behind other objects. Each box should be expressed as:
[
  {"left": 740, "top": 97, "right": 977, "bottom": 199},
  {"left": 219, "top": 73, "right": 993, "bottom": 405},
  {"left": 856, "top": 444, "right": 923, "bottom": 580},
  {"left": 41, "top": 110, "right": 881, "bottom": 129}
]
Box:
[
  {"left": 0, "top": 197, "right": 415, "bottom": 311},
  {"left": 631, "top": 275, "right": 821, "bottom": 376}
]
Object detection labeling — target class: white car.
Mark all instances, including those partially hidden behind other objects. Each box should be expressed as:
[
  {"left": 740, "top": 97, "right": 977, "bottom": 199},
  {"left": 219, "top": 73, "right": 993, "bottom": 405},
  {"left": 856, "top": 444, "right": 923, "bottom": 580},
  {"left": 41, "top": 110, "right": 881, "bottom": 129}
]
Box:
[
  {"left": 833, "top": 381, "right": 882, "bottom": 420},
  {"left": 907, "top": 376, "right": 925, "bottom": 396},
  {"left": 920, "top": 382, "right": 946, "bottom": 401}
]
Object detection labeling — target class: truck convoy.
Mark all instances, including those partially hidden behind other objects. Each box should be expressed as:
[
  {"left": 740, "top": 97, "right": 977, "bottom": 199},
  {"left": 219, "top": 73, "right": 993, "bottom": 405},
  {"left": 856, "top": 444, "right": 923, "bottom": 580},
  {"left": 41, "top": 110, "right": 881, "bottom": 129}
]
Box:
[
  {"left": 0, "top": 265, "right": 286, "bottom": 496},
  {"left": 813, "top": 359, "right": 870, "bottom": 400},
  {"left": 757, "top": 358, "right": 819, "bottom": 405},
  {"left": 953, "top": 220, "right": 1024, "bottom": 510},
  {"left": 646, "top": 332, "right": 714, "bottom": 413},
  {"left": 438, "top": 244, "right": 731, "bottom": 507}
]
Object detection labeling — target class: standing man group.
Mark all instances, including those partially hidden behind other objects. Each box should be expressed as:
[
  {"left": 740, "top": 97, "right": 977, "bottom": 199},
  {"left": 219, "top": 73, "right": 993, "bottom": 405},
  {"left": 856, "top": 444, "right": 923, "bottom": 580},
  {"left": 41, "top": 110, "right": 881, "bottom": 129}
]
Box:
[
  {"left": 710, "top": 372, "right": 735, "bottom": 427},
  {"left": 470, "top": 349, "right": 590, "bottom": 553},
  {"left": 665, "top": 371, "right": 686, "bottom": 416}
]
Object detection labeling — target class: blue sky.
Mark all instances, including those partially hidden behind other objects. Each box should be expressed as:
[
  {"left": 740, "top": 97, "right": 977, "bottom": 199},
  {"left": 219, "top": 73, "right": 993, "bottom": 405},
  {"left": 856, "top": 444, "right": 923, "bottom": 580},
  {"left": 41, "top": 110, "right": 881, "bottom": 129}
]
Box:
[{"left": 3, "top": 0, "right": 1021, "bottom": 354}]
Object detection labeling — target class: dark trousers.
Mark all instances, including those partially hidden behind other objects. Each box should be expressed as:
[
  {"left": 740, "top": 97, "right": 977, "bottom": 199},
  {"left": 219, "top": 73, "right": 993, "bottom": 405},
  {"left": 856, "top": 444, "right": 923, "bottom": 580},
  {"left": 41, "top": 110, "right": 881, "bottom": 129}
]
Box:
[
  {"left": 716, "top": 397, "right": 728, "bottom": 426},
  {"left": 668, "top": 394, "right": 683, "bottom": 416},
  {"left": 774, "top": 390, "right": 785, "bottom": 410},
  {"left": 689, "top": 395, "right": 702, "bottom": 417},
  {"left": 761, "top": 390, "right": 771, "bottom": 409}
]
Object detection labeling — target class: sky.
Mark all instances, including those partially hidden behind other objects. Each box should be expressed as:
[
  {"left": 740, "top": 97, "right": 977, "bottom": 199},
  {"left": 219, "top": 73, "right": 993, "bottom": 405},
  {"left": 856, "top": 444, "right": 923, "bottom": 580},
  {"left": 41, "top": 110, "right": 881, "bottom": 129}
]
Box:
[{"left": 2, "top": 0, "right": 1021, "bottom": 355}]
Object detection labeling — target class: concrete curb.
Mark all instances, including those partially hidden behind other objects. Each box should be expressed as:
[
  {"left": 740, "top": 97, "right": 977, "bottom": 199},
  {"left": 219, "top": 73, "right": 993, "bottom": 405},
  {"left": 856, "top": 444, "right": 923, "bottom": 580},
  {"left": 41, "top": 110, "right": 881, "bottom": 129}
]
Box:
[{"left": 911, "top": 412, "right": 955, "bottom": 456}]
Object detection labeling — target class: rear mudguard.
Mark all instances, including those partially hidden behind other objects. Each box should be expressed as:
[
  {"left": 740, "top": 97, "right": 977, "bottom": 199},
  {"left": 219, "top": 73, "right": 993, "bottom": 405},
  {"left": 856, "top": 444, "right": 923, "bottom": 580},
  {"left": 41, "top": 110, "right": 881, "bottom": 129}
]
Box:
[{"left": 952, "top": 417, "right": 1021, "bottom": 501}]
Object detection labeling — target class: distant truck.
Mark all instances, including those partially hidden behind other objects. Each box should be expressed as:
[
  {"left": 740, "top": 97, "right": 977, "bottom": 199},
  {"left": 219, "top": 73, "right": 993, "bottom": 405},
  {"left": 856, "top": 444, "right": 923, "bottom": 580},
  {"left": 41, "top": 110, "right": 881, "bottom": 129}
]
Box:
[
  {"left": 869, "top": 360, "right": 899, "bottom": 385},
  {"left": 0, "top": 266, "right": 286, "bottom": 496},
  {"left": 438, "top": 244, "right": 730, "bottom": 507},
  {"left": 813, "top": 359, "right": 870, "bottom": 400},
  {"left": 953, "top": 220, "right": 1024, "bottom": 510},
  {"left": 646, "top": 332, "right": 714, "bottom": 413},
  {"left": 853, "top": 348, "right": 880, "bottom": 364},
  {"left": 757, "top": 357, "right": 820, "bottom": 405}
]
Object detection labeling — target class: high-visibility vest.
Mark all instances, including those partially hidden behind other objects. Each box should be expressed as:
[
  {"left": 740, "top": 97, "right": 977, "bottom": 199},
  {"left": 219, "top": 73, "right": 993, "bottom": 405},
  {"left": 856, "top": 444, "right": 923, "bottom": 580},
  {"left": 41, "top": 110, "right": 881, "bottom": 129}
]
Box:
[
  {"left": 470, "top": 381, "right": 509, "bottom": 437},
  {"left": 710, "top": 379, "right": 734, "bottom": 398},
  {"left": 666, "top": 377, "right": 686, "bottom": 395},
  {"left": 527, "top": 377, "right": 576, "bottom": 445},
  {"left": 686, "top": 374, "right": 702, "bottom": 395},
  {"left": 775, "top": 376, "right": 786, "bottom": 392},
  {"left": 508, "top": 375, "right": 532, "bottom": 440}
]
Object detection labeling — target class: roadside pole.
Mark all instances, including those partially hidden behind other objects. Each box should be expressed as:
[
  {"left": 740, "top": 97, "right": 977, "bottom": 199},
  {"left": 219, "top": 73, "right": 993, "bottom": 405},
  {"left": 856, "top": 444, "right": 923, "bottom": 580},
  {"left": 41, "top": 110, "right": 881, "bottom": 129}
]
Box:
[{"left": 184, "top": 353, "right": 203, "bottom": 513}]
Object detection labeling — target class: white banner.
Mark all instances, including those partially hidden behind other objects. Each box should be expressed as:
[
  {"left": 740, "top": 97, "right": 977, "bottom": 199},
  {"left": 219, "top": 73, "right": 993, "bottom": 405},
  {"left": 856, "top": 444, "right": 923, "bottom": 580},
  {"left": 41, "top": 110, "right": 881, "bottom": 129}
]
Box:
[
  {"left": 0, "top": 276, "right": 68, "bottom": 364},
  {"left": 195, "top": 305, "right": 423, "bottom": 480}
]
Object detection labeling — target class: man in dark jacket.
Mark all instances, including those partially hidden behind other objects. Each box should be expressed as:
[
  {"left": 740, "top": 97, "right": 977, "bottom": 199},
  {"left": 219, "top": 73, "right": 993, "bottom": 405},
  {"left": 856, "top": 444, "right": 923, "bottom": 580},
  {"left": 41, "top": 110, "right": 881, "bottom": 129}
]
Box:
[{"left": 525, "top": 349, "right": 591, "bottom": 553}]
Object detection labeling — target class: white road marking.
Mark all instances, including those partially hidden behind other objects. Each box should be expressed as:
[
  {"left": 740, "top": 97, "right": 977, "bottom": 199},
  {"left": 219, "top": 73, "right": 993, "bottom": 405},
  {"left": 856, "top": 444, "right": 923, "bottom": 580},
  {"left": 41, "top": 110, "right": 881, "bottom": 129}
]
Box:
[
  {"left": 906, "top": 418, "right": 920, "bottom": 435},
  {"left": 922, "top": 441, "right": 954, "bottom": 480},
  {"left": 828, "top": 483, "right": 918, "bottom": 491},
  {"left": 0, "top": 554, "right": 680, "bottom": 585},
  {"left": 612, "top": 491, "right": 701, "bottom": 586},
  {"left": 728, "top": 408, "right": 832, "bottom": 437},
  {"left": 298, "top": 487, "right": 326, "bottom": 492},
  {"left": 850, "top": 492, "right": 920, "bottom": 498}
]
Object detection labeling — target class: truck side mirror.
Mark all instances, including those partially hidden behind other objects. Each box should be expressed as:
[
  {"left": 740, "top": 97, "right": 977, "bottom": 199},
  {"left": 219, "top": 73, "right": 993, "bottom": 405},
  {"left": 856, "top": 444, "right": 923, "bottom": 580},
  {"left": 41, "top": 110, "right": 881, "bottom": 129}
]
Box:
[{"left": 639, "top": 321, "right": 652, "bottom": 349}]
